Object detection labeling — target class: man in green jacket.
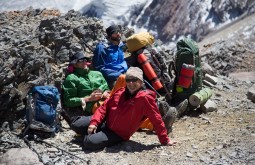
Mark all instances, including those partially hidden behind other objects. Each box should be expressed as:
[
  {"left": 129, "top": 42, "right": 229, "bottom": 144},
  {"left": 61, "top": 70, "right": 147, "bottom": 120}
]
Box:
[{"left": 62, "top": 51, "right": 110, "bottom": 117}]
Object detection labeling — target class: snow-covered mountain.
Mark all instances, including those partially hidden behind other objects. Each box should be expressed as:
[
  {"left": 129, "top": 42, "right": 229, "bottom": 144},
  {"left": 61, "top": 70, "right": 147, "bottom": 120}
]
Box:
[
  {"left": 135, "top": 0, "right": 255, "bottom": 42},
  {"left": 0, "top": 0, "right": 149, "bottom": 28},
  {"left": 1, "top": 0, "right": 254, "bottom": 42}
]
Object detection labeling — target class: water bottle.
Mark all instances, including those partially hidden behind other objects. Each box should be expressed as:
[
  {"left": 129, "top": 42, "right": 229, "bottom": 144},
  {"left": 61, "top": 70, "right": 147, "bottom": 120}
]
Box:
[{"left": 177, "top": 63, "right": 195, "bottom": 88}]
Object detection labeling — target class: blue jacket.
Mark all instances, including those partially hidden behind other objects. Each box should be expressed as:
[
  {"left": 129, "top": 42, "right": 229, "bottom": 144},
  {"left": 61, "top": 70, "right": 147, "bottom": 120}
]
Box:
[{"left": 93, "top": 42, "right": 128, "bottom": 82}]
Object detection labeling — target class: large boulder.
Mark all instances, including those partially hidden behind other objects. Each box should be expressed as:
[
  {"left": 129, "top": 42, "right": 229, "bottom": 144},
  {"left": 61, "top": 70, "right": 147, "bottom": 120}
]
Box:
[{"left": 0, "top": 148, "right": 43, "bottom": 165}]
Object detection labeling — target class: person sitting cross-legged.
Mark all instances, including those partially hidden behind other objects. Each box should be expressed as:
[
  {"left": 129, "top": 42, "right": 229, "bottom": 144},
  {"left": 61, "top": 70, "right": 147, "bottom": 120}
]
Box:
[
  {"left": 70, "top": 67, "right": 177, "bottom": 151},
  {"left": 62, "top": 51, "right": 110, "bottom": 122}
]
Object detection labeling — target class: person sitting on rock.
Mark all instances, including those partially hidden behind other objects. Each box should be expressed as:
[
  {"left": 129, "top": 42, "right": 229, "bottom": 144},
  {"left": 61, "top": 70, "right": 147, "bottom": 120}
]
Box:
[
  {"left": 62, "top": 51, "right": 110, "bottom": 119},
  {"left": 92, "top": 24, "right": 128, "bottom": 89},
  {"left": 70, "top": 67, "right": 177, "bottom": 151}
]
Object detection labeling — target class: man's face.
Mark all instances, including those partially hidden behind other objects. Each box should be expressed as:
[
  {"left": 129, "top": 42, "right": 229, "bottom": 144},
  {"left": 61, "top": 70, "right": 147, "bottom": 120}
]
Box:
[
  {"left": 126, "top": 76, "right": 143, "bottom": 94},
  {"left": 110, "top": 32, "right": 121, "bottom": 42}
]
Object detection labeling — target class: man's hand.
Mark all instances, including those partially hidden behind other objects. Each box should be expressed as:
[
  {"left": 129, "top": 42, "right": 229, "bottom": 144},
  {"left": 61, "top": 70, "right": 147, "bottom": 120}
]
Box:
[
  {"left": 87, "top": 125, "right": 97, "bottom": 134},
  {"left": 102, "top": 90, "right": 110, "bottom": 99},
  {"left": 88, "top": 90, "right": 103, "bottom": 102},
  {"left": 90, "top": 92, "right": 102, "bottom": 101}
]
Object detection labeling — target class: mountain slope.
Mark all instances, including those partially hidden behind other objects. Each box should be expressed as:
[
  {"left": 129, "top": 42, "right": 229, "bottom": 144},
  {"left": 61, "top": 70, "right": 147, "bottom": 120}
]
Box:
[
  {"left": 1, "top": 0, "right": 255, "bottom": 43},
  {"left": 133, "top": 0, "right": 255, "bottom": 42}
]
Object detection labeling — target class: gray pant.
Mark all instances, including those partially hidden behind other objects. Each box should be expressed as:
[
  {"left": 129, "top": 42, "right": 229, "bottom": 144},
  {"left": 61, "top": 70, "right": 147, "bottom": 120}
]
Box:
[{"left": 71, "top": 116, "right": 123, "bottom": 151}]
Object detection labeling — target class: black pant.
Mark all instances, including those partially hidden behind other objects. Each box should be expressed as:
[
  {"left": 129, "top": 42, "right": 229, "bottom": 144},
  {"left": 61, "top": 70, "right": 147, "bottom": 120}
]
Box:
[{"left": 71, "top": 116, "right": 123, "bottom": 151}]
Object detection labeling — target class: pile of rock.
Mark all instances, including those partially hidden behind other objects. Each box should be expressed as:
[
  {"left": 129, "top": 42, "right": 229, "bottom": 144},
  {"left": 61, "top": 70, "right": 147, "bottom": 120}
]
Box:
[{"left": 0, "top": 8, "right": 106, "bottom": 124}]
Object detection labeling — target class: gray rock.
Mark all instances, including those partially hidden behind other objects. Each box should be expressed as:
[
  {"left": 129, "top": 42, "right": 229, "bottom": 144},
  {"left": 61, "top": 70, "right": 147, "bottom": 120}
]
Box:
[
  {"left": 200, "top": 99, "right": 218, "bottom": 113},
  {"left": 0, "top": 148, "right": 43, "bottom": 165},
  {"left": 247, "top": 85, "right": 255, "bottom": 103},
  {"left": 204, "top": 74, "right": 218, "bottom": 85}
]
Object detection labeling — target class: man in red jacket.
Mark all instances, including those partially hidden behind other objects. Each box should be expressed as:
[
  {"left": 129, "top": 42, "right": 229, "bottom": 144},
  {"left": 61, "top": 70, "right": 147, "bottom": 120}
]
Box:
[{"left": 71, "top": 67, "right": 177, "bottom": 150}]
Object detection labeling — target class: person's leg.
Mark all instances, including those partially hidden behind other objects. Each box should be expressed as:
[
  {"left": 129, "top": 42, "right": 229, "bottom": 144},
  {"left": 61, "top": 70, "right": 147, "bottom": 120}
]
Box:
[
  {"left": 83, "top": 125, "right": 123, "bottom": 151},
  {"left": 71, "top": 116, "right": 123, "bottom": 150},
  {"left": 158, "top": 100, "right": 178, "bottom": 134},
  {"left": 61, "top": 106, "right": 86, "bottom": 126},
  {"left": 70, "top": 116, "right": 91, "bottom": 135}
]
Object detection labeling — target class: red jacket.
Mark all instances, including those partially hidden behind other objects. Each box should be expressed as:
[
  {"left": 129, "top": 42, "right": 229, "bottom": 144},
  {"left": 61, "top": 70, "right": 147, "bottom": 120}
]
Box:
[{"left": 90, "top": 87, "right": 170, "bottom": 145}]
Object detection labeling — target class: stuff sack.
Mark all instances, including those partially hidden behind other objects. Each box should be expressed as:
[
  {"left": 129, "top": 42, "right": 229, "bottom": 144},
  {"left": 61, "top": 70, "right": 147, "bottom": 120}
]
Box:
[
  {"left": 171, "top": 38, "right": 203, "bottom": 105},
  {"left": 126, "top": 32, "right": 154, "bottom": 52},
  {"left": 24, "top": 86, "right": 60, "bottom": 138}
]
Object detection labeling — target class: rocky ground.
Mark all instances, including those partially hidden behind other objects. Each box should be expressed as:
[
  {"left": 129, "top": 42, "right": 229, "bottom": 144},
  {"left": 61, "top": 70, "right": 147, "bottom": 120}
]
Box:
[{"left": 0, "top": 9, "right": 255, "bottom": 165}]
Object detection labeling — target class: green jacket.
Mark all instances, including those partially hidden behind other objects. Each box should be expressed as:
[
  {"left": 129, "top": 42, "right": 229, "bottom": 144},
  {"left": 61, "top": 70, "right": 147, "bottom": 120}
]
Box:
[{"left": 62, "top": 68, "right": 109, "bottom": 114}]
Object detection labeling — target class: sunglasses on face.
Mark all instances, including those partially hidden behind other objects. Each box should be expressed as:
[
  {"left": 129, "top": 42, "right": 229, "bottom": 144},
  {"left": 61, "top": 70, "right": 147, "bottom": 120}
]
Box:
[
  {"left": 126, "top": 77, "right": 139, "bottom": 83},
  {"left": 77, "top": 58, "right": 91, "bottom": 63}
]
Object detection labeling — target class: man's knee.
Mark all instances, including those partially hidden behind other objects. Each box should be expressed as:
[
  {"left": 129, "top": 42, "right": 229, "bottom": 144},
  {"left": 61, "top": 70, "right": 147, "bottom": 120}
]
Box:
[{"left": 70, "top": 116, "right": 90, "bottom": 135}]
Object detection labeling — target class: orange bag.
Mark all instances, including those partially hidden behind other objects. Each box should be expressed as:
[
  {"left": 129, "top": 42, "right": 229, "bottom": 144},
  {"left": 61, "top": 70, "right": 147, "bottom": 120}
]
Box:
[{"left": 137, "top": 53, "right": 163, "bottom": 90}]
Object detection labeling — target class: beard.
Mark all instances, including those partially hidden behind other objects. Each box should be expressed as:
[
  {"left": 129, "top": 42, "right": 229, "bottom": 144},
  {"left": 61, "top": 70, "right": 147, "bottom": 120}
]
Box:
[{"left": 111, "top": 36, "right": 121, "bottom": 42}]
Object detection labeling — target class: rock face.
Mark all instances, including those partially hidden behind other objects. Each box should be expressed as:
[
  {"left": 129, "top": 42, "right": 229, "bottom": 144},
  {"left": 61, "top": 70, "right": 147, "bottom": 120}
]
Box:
[
  {"left": 0, "top": 9, "right": 104, "bottom": 124},
  {"left": 132, "top": 0, "right": 255, "bottom": 42}
]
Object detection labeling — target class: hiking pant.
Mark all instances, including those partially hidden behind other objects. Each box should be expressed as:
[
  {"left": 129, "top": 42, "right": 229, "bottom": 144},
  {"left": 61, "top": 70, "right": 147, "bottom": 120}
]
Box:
[{"left": 71, "top": 116, "right": 123, "bottom": 151}]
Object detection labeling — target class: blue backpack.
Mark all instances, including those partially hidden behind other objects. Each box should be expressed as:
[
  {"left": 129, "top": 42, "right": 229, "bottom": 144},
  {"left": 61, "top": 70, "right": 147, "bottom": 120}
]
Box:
[{"left": 24, "top": 86, "right": 60, "bottom": 137}]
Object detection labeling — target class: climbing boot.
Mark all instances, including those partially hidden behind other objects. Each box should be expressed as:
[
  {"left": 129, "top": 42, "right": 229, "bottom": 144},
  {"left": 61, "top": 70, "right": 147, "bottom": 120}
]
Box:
[
  {"left": 176, "top": 99, "right": 188, "bottom": 118},
  {"left": 158, "top": 101, "right": 177, "bottom": 134}
]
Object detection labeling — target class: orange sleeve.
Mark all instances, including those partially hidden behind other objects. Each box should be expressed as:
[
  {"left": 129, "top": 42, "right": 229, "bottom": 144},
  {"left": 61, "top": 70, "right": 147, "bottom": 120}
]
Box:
[{"left": 110, "top": 74, "right": 126, "bottom": 96}]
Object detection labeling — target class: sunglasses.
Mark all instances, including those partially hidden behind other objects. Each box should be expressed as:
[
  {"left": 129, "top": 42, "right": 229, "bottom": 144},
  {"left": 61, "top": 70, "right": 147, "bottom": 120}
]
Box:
[
  {"left": 126, "top": 77, "right": 139, "bottom": 83},
  {"left": 77, "top": 58, "right": 91, "bottom": 63}
]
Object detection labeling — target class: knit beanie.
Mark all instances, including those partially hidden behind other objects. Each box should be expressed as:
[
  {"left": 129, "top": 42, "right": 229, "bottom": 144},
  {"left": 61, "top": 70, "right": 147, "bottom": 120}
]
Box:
[
  {"left": 106, "top": 25, "right": 120, "bottom": 37},
  {"left": 126, "top": 67, "right": 143, "bottom": 82}
]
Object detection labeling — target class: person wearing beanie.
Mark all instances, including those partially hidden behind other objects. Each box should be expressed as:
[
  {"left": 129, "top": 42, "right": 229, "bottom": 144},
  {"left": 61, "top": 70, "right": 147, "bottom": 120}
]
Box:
[
  {"left": 110, "top": 67, "right": 180, "bottom": 133},
  {"left": 92, "top": 24, "right": 128, "bottom": 89},
  {"left": 70, "top": 67, "right": 177, "bottom": 151},
  {"left": 62, "top": 51, "right": 110, "bottom": 120}
]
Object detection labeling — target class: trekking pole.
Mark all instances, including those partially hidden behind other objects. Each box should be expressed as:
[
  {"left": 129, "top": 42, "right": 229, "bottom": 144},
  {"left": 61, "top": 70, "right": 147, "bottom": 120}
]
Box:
[
  {"left": 144, "top": 80, "right": 162, "bottom": 97},
  {"left": 80, "top": 38, "right": 94, "bottom": 52},
  {"left": 23, "top": 135, "right": 44, "bottom": 163},
  {"left": 150, "top": 49, "right": 173, "bottom": 103},
  {"left": 34, "top": 135, "right": 88, "bottom": 163}
]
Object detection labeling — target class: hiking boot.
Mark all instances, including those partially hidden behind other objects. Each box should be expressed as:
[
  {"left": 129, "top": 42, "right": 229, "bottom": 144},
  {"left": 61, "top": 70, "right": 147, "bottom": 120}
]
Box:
[
  {"left": 175, "top": 99, "right": 188, "bottom": 118},
  {"left": 158, "top": 100, "right": 168, "bottom": 117},
  {"left": 158, "top": 101, "right": 177, "bottom": 134},
  {"left": 29, "top": 121, "right": 54, "bottom": 133}
]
